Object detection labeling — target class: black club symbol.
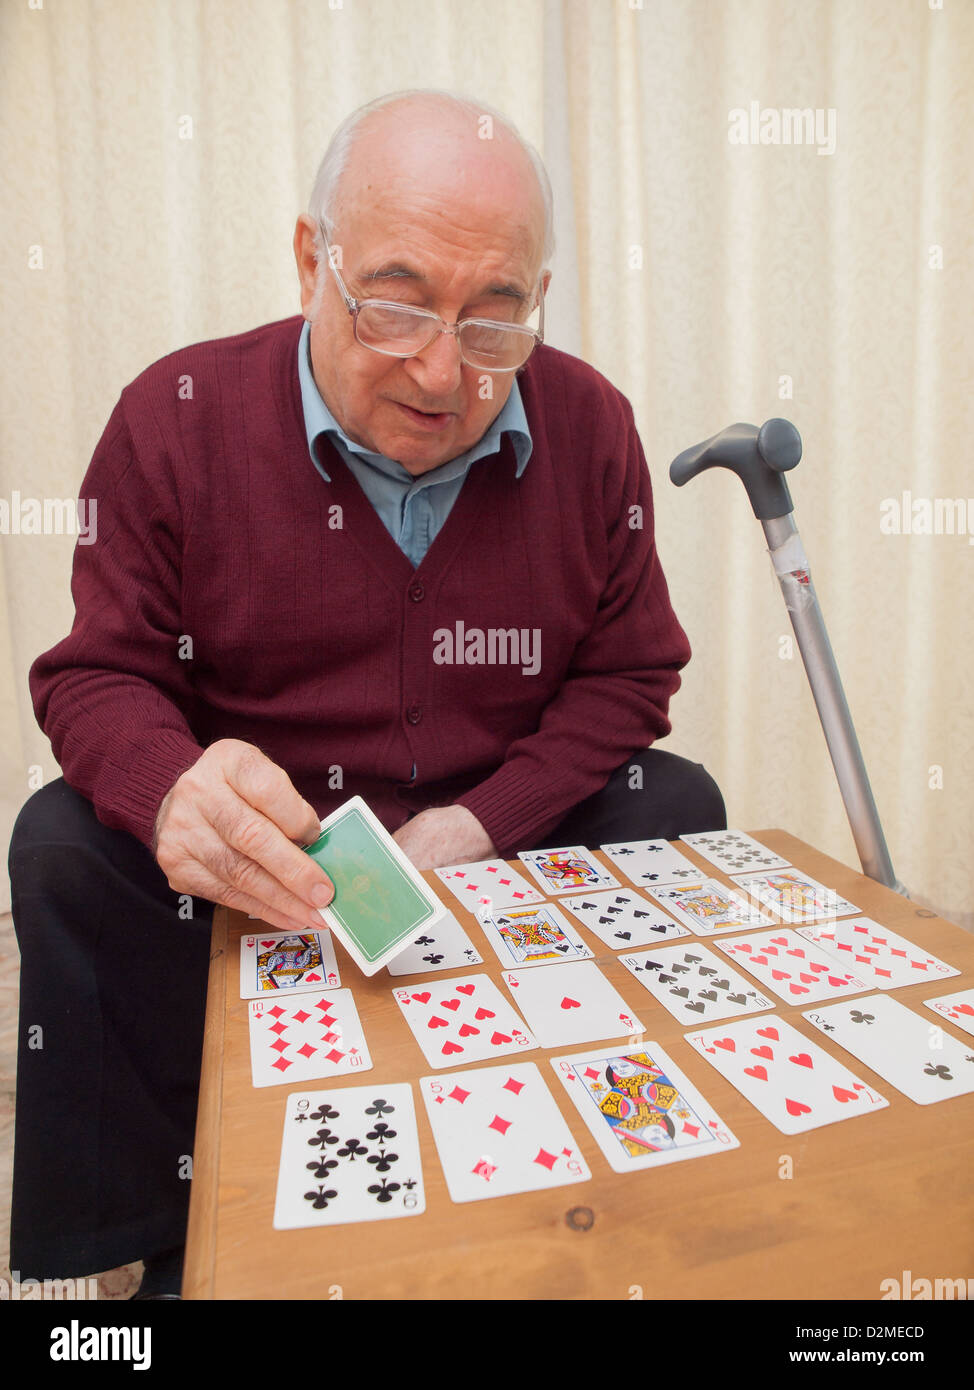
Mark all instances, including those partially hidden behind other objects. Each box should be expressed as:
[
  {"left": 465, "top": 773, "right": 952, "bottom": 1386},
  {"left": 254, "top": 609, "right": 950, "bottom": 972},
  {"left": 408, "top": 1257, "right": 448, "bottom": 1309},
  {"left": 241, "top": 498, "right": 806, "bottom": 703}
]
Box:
[
  {"left": 368, "top": 1178, "right": 402, "bottom": 1204},
  {"left": 367, "top": 1148, "right": 400, "bottom": 1173},
  {"left": 310, "top": 1104, "right": 339, "bottom": 1123},
  {"left": 337, "top": 1137, "right": 368, "bottom": 1161},
  {"left": 306, "top": 1156, "right": 339, "bottom": 1179},
  {"left": 423, "top": 953, "right": 444, "bottom": 965},
  {"left": 365, "top": 1098, "right": 395, "bottom": 1117},
  {"left": 414, "top": 936, "right": 435, "bottom": 946},
  {"left": 304, "top": 1185, "right": 338, "bottom": 1209},
  {"left": 923, "top": 1064, "right": 953, "bottom": 1081},
  {"left": 850, "top": 1012, "right": 874, "bottom": 1025},
  {"left": 366, "top": 1122, "right": 398, "bottom": 1144},
  {"left": 308, "top": 1127, "right": 341, "bottom": 1151}
]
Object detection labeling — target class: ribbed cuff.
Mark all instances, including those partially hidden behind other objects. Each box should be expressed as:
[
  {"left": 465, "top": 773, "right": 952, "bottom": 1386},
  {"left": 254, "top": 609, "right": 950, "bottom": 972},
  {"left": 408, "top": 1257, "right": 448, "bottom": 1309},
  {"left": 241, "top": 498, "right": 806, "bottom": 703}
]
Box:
[
  {"left": 456, "top": 763, "right": 579, "bottom": 859},
  {"left": 96, "top": 728, "right": 206, "bottom": 849}
]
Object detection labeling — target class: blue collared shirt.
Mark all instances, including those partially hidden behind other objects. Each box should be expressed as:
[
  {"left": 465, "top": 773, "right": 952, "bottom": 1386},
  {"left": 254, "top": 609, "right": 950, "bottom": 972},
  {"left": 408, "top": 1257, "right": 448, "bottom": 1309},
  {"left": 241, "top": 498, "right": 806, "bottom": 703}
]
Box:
[{"left": 297, "top": 320, "right": 532, "bottom": 567}]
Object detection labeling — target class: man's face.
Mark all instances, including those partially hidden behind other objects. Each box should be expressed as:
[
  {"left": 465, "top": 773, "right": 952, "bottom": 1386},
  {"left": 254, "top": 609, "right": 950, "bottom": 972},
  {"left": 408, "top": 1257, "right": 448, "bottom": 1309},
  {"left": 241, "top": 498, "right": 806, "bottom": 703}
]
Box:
[{"left": 294, "top": 109, "right": 548, "bottom": 476}]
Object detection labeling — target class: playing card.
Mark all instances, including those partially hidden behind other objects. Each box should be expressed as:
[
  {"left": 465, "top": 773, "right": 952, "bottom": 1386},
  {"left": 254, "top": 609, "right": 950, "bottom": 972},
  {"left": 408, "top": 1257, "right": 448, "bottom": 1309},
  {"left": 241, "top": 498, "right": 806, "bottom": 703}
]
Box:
[
  {"left": 619, "top": 943, "right": 774, "bottom": 1023},
  {"left": 273, "top": 1083, "right": 425, "bottom": 1228},
  {"left": 796, "top": 918, "right": 960, "bottom": 991},
  {"left": 803, "top": 995, "right": 974, "bottom": 1104},
  {"left": 419, "top": 1062, "right": 591, "bottom": 1202},
  {"left": 680, "top": 829, "right": 791, "bottom": 874},
  {"left": 647, "top": 879, "right": 776, "bottom": 935},
  {"left": 386, "top": 910, "right": 483, "bottom": 976},
  {"left": 730, "top": 869, "right": 861, "bottom": 924},
  {"left": 517, "top": 846, "right": 620, "bottom": 896},
  {"left": 561, "top": 889, "right": 691, "bottom": 948},
  {"left": 923, "top": 988, "right": 974, "bottom": 1039},
  {"left": 552, "top": 1044, "right": 739, "bottom": 1172},
  {"left": 502, "top": 961, "right": 643, "bottom": 1048},
  {"left": 599, "top": 838, "right": 701, "bottom": 887},
  {"left": 305, "top": 796, "right": 445, "bottom": 976},
  {"left": 715, "top": 929, "right": 870, "bottom": 1003},
  {"left": 248, "top": 990, "right": 372, "bottom": 1088},
  {"left": 476, "top": 902, "right": 594, "bottom": 968},
  {"left": 392, "top": 973, "right": 537, "bottom": 1069},
  {"left": 434, "top": 859, "right": 545, "bottom": 912},
  {"left": 684, "top": 1015, "right": 889, "bottom": 1134},
  {"left": 239, "top": 930, "right": 340, "bottom": 1000}
]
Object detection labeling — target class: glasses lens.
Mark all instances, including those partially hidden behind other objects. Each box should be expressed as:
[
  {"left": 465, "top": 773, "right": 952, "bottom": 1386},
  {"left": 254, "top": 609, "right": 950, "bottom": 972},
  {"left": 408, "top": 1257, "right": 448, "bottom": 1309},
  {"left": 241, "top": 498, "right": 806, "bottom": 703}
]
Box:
[
  {"left": 356, "top": 304, "right": 435, "bottom": 354},
  {"left": 459, "top": 323, "right": 535, "bottom": 370}
]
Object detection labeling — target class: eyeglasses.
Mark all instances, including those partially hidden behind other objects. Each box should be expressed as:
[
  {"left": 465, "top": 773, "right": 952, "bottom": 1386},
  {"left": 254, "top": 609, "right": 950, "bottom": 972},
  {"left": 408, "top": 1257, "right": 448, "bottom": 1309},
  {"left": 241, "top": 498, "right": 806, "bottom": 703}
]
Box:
[{"left": 321, "top": 233, "right": 544, "bottom": 373}]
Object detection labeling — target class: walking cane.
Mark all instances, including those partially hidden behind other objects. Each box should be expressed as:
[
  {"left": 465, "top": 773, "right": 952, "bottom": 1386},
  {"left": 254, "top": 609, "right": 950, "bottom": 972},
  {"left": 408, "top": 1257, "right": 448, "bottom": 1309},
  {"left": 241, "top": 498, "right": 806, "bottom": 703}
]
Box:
[{"left": 670, "top": 418, "right": 907, "bottom": 895}]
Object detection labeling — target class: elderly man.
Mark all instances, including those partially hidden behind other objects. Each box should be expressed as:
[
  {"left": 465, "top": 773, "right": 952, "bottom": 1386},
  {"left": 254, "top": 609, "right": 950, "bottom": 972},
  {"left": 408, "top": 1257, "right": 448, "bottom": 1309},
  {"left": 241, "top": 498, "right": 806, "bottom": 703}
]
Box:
[{"left": 9, "top": 90, "right": 724, "bottom": 1297}]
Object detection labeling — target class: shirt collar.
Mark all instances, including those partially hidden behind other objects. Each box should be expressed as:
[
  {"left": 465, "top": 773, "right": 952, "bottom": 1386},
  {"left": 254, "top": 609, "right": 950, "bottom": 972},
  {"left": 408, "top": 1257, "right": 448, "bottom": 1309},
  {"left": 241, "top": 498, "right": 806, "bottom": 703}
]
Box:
[{"left": 297, "top": 319, "right": 532, "bottom": 483}]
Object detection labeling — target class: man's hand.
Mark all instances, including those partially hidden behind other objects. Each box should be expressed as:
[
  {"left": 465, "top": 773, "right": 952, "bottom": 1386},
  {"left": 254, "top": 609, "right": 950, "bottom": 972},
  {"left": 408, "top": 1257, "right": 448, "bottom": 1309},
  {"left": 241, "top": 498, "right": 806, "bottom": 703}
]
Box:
[
  {"left": 392, "top": 804, "right": 496, "bottom": 870},
  {"left": 153, "top": 739, "right": 334, "bottom": 932}
]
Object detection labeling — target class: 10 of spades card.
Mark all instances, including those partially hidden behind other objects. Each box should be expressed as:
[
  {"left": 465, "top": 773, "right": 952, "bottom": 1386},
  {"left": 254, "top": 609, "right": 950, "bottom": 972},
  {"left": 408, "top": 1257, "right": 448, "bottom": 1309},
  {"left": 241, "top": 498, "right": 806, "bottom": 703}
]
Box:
[
  {"left": 392, "top": 973, "right": 537, "bottom": 1068},
  {"left": 795, "top": 918, "right": 960, "bottom": 991},
  {"left": 560, "top": 888, "right": 691, "bottom": 948},
  {"left": 802, "top": 995, "right": 974, "bottom": 1105},
  {"left": 680, "top": 830, "right": 791, "bottom": 875},
  {"left": 619, "top": 943, "right": 774, "bottom": 1024},
  {"left": 517, "top": 845, "right": 620, "bottom": 896},
  {"left": 730, "top": 868, "right": 861, "bottom": 925},
  {"left": 273, "top": 1083, "right": 425, "bottom": 1229},
  {"left": 304, "top": 795, "right": 446, "bottom": 976},
  {"left": 419, "top": 1062, "right": 591, "bottom": 1202},
  {"left": 683, "top": 1016, "right": 889, "bottom": 1134},
  {"left": 599, "top": 838, "right": 701, "bottom": 887},
  {"left": 552, "top": 1044, "right": 739, "bottom": 1172},
  {"left": 476, "top": 901, "right": 594, "bottom": 968},
  {"left": 648, "top": 879, "right": 775, "bottom": 935},
  {"left": 239, "top": 930, "right": 340, "bottom": 999},
  {"left": 502, "top": 961, "right": 643, "bottom": 1048},
  {"left": 715, "top": 929, "right": 870, "bottom": 1003},
  {"left": 386, "top": 910, "right": 483, "bottom": 977},
  {"left": 434, "top": 858, "right": 544, "bottom": 912},
  {"left": 248, "top": 990, "right": 372, "bottom": 1088}
]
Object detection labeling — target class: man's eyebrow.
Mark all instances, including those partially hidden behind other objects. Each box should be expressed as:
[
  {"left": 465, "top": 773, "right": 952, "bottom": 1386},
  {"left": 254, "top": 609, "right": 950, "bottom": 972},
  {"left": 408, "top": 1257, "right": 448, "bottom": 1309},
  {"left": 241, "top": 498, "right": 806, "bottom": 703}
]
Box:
[{"left": 359, "top": 263, "right": 529, "bottom": 301}]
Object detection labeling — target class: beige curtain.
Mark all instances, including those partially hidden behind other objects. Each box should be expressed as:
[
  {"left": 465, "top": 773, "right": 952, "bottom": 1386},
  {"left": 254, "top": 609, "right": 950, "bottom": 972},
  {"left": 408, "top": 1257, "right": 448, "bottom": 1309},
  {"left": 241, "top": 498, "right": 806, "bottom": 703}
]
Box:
[{"left": 2, "top": 0, "right": 971, "bottom": 926}]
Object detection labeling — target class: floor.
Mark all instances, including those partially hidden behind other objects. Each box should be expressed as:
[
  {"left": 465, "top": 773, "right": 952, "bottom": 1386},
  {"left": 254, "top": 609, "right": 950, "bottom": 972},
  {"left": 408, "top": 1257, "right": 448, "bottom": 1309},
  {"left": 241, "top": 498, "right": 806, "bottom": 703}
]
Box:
[{"left": 0, "top": 911, "right": 142, "bottom": 1300}]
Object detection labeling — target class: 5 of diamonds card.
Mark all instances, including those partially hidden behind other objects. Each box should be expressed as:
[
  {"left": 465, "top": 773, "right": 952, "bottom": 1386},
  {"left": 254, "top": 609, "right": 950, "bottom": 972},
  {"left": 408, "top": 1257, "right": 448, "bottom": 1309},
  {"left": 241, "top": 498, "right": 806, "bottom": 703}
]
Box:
[
  {"left": 273, "top": 1083, "right": 425, "bottom": 1229},
  {"left": 683, "top": 1016, "right": 888, "bottom": 1134},
  {"left": 392, "top": 973, "right": 537, "bottom": 1069},
  {"left": 239, "top": 930, "right": 340, "bottom": 999},
  {"left": 476, "top": 902, "right": 594, "bottom": 968},
  {"left": 248, "top": 990, "right": 372, "bottom": 1088},
  {"left": 552, "top": 1044, "right": 739, "bottom": 1172},
  {"left": 419, "top": 1062, "right": 591, "bottom": 1202}
]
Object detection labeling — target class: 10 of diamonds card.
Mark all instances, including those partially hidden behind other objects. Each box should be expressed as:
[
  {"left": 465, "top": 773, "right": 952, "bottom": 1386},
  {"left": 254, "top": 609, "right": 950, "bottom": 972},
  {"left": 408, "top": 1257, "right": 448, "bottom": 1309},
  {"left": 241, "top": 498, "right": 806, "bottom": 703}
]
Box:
[
  {"left": 552, "top": 1044, "right": 739, "bottom": 1172},
  {"left": 248, "top": 991, "right": 372, "bottom": 1088},
  {"left": 419, "top": 1062, "right": 591, "bottom": 1202},
  {"left": 715, "top": 928, "right": 870, "bottom": 1004},
  {"left": 561, "top": 889, "right": 691, "bottom": 948},
  {"left": 619, "top": 943, "right": 774, "bottom": 1024},
  {"left": 795, "top": 918, "right": 960, "bottom": 991},
  {"left": 476, "top": 902, "right": 594, "bottom": 968},
  {"left": 273, "top": 1083, "right": 425, "bottom": 1229},
  {"left": 239, "top": 930, "right": 340, "bottom": 999},
  {"left": 683, "top": 1016, "right": 889, "bottom": 1134},
  {"left": 393, "top": 973, "right": 537, "bottom": 1068},
  {"left": 517, "top": 846, "right": 620, "bottom": 896},
  {"left": 647, "top": 879, "right": 775, "bottom": 935}
]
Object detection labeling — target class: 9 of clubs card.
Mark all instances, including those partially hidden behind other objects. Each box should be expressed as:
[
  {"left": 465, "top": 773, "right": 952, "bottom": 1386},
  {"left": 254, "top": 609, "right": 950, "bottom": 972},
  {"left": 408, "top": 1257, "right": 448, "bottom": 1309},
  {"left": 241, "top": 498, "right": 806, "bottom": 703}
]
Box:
[
  {"left": 273, "top": 1083, "right": 425, "bottom": 1229},
  {"left": 552, "top": 1045, "right": 739, "bottom": 1172},
  {"left": 419, "top": 1062, "right": 591, "bottom": 1202}
]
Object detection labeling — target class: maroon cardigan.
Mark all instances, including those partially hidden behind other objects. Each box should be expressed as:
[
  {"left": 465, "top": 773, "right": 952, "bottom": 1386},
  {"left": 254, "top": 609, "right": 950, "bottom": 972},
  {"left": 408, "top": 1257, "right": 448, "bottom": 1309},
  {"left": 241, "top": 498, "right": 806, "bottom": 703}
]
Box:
[{"left": 30, "top": 315, "right": 691, "bottom": 856}]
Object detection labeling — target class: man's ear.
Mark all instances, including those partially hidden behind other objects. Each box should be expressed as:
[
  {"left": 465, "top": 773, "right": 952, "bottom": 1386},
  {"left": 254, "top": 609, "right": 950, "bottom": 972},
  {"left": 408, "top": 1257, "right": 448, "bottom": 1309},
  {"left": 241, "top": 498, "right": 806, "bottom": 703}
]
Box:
[{"left": 293, "top": 214, "right": 321, "bottom": 316}]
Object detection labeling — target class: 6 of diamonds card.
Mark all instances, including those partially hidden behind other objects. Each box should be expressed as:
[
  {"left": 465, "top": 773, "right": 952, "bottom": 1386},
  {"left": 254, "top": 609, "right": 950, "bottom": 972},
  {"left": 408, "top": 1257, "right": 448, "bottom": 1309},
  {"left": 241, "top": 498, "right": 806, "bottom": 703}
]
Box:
[
  {"left": 248, "top": 991, "right": 372, "bottom": 1088},
  {"left": 796, "top": 917, "right": 960, "bottom": 991},
  {"left": 648, "top": 879, "right": 775, "bottom": 935},
  {"left": 477, "top": 902, "right": 594, "bottom": 968},
  {"left": 239, "top": 930, "right": 340, "bottom": 1000},
  {"left": 393, "top": 973, "right": 537, "bottom": 1069},
  {"left": 552, "top": 1044, "right": 739, "bottom": 1172},
  {"left": 434, "top": 859, "right": 544, "bottom": 913},
  {"left": 683, "top": 1016, "right": 888, "bottom": 1135},
  {"left": 273, "top": 1083, "right": 425, "bottom": 1229},
  {"left": 419, "top": 1062, "right": 591, "bottom": 1202}
]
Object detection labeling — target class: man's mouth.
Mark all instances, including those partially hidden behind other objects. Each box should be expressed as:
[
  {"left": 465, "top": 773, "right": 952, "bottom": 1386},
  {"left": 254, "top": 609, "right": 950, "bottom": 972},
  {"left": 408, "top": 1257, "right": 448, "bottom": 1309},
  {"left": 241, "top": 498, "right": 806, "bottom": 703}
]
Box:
[{"left": 393, "top": 401, "right": 456, "bottom": 432}]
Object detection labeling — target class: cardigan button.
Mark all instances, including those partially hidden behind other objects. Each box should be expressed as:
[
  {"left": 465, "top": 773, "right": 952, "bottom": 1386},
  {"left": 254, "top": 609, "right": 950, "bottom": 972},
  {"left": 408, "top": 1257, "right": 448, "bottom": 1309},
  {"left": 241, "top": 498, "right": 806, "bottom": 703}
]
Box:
[
  {"left": 406, "top": 704, "right": 423, "bottom": 725},
  {"left": 409, "top": 583, "right": 425, "bottom": 602}
]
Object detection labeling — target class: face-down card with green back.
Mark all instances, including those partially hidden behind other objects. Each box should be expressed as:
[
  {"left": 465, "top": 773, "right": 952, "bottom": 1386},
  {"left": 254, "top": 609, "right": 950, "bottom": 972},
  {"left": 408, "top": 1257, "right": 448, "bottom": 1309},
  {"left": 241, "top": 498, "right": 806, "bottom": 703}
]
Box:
[{"left": 302, "top": 796, "right": 446, "bottom": 976}]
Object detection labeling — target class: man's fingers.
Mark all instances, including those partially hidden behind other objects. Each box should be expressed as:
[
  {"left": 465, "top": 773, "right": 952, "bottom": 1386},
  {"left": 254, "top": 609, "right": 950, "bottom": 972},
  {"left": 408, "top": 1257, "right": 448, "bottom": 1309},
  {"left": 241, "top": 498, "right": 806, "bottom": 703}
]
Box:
[
  {"left": 225, "top": 745, "right": 323, "bottom": 847},
  {"left": 186, "top": 864, "right": 325, "bottom": 935},
  {"left": 207, "top": 799, "right": 334, "bottom": 911}
]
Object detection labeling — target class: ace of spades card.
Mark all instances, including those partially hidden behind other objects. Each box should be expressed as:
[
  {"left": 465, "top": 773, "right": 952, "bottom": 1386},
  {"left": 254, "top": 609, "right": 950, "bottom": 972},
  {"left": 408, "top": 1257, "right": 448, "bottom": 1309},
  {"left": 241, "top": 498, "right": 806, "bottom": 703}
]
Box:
[{"left": 273, "top": 1083, "right": 425, "bottom": 1228}]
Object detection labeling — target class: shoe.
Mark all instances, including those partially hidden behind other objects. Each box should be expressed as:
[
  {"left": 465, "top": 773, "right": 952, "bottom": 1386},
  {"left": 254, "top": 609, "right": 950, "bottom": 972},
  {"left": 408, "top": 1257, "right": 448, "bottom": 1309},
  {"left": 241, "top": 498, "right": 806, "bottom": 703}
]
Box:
[{"left": 130, "top": 1245, "right": 185, "bottom": 1300}]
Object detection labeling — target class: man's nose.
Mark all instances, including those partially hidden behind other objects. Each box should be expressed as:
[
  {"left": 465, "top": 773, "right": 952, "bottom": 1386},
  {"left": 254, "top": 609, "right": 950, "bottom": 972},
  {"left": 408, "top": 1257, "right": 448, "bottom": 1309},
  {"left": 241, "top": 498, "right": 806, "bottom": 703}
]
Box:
[{"left": 409, "top": 326, "right": 464, "bottom": 395}]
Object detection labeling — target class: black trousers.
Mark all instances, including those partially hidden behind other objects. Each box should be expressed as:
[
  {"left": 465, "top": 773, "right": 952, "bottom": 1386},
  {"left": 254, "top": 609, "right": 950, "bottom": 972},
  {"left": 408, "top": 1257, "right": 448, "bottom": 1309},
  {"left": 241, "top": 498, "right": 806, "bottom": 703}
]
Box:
[{"left": 8, "top": 749, "right": 724, "bottom": 1279}]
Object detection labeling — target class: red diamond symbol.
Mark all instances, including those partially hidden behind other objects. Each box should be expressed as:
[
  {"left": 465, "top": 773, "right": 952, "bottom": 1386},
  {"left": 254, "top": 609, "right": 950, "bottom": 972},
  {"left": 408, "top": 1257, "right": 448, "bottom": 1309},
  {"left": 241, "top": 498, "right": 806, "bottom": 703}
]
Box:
[
  {"left": 268, "top": 1006, "right": 286, "bottom": 1019},
  {"left": 449, "top": 1086, "right": 471, "bottom": 1104},
  {"left": 584, "top": 1066, "right": 600, "bottom": 1080},
  {"left": 314, "top": 998, "right": 334, "bottom": 1010},
  {"left": 502, "top": 1077, "right": 524, "bottom": 1095},
  {"left": 270, "top": 1022, "right": 288, "bottom": 1036},
  {"left": 323, "top": 1031, "right": 340, "bottom": 1044},
  {"left": 271, "top": 1039, "right": 288, "bottom": 1053},
  {"left": 320, "top": 1014, "right": 336, "bottom": 1028},
  {"left": 682, "top": 1122, "right": 700, "bottom": 1138},
  {"left": 472, "top": 1158, "right": 497, "bottom": 1180},
  {"left": 325, "top": 1048, "right": 345, "bottom": 1064},
  {"left": 533, "top": 1148, "right": 557, "bottom": 1170},
  {"left": 297, "top": 1043, "right": 316, "bottom": 1059},
  {"left": 272, "top": 1057, "right": 292, "bottom": 1071},
  {"left": 293, "top": 1010, "right": 311, "bottom": 1024},
  {"left": 488, "top": 1114, "right": 512, "bottom": 1135}
]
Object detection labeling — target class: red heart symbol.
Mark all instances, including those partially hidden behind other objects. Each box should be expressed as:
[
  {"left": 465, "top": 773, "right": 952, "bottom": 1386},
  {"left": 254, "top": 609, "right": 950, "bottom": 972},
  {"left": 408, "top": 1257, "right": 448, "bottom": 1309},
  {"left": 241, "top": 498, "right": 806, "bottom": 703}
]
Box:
[
  {"left": 827, "top": 976, "right": 848, "bottom": 987},
  {"left": 735, "top": 943, "right": 753, "bottom": 953},
  {"left": 763, "top": 947, "right": 779, "bottom": 957},
  {"left": 833, "top": 1085, "right": 857, "bottom": 1102},
  {"left": 456, "top": 984, "right": 475, "bottom": 995},
  {"left": 428, "top": 1016, "right": 448, "bottom": 1029},
  {"left": 412, "top": 992, "right": 431, "bottom": 1003},
  {"left": 956, "top": 1004, "right": 974, "bottom": 1017},
  {"left": 458, "top": 1023, "right": 480, "bottom": 1037},
  {"left": 560, "top": 997, "right": 581, "bottom": 1010},
  {"left": 771, "top": 937, "right": 789, "bottom": 946},
  {"left": 788, "top": 984, "right": 809, "bottom": 995},
  {"left": 715, "top": 1038, "right": 736, "bottom": 1052},
  {"left": 757, "top": 1026, "right": 779, "bottom": 1040},
  {"left": 785, "top": 1098, "right": 811, "bottom": 1116},
  {"left": 306, "top": 973, "right": 322, "bottom": 982},
  {"left": 752, "top": 956, "right": 768, "bottom": 966},
  {"left": 442, "top": 1041, "right": 463, "bottom": 1054},
  {"left": 744, "top": 1065, "right": 768, "bottom": 1081},
  {"left": 809, "top": 962, "right": 829, "bottom": 974},
  {"left": 771, "top": 969, "right": 790, "bottom": 980},
  {"left": 799, "top": 972, "right": 815, "bottom": 983},
  {"left": 786, "top": 949, "right": 806, "bottom": 958},
  {"left": 789, "top": 1053, "right": 813, "bottom": 1068},
  {"left": 490, "top": 1031, "right": 512, "bottom": 1045},
  {"left": 441, "top": 998, "right": 461, "bottom": 1011},
  {"left": 474, "top": 1007, "right": 495, "bottom": 1021},
  {"left": 260, "top": 940, "right": 276, "bottom": 947},
  {"left": 751, "top": 1045, "right": 773, "bottom": 1059}
]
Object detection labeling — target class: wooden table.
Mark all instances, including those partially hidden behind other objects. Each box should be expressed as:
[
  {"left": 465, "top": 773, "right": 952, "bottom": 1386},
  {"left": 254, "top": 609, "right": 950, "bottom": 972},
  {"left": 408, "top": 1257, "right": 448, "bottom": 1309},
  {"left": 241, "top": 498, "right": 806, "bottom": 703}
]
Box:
[{"left": 182, "top": 831, "right": 974, "bottom": 1300}]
